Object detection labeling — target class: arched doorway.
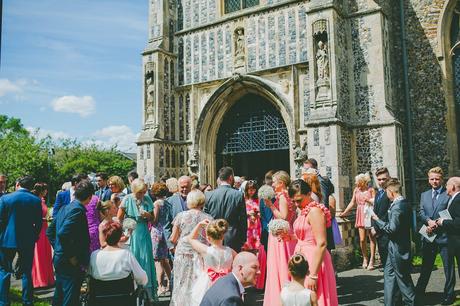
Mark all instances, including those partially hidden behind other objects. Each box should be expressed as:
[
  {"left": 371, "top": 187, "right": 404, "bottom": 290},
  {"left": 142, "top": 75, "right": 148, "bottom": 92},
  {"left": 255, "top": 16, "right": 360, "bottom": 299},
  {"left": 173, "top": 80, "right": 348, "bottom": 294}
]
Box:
[{"left": 215, "top": 94, "right": 290, "bottom": 182}]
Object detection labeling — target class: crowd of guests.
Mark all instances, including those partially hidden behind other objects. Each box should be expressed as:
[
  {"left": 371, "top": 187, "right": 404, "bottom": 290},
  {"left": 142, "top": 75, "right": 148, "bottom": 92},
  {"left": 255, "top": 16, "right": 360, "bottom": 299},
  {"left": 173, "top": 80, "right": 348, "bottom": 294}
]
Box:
[{"left": 0, "top": 159, "right": 459, "bottom": 306}]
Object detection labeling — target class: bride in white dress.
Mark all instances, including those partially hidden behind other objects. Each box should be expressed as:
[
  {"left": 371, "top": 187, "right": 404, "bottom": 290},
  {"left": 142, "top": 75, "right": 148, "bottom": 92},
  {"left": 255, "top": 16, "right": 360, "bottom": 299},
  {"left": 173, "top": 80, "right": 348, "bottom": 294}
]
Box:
[
  {"left": 187, "top": 218, "right": 237, "bottom": 306},
  {"left": 280, "top": 254, "right": 318, "bottom": 306}
]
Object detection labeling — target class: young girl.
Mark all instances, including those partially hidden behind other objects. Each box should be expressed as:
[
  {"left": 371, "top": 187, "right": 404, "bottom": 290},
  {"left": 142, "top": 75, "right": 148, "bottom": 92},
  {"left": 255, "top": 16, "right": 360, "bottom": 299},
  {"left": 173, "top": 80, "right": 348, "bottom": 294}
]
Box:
[
  {"left": 281, "top": 254, "right": 318, "bottom": 306},
  {"left": 97, "top": 200, "right": 118, "bottom": 249},
  {"left": 188, "top": 219, "right": 236, "bottom": 306}
]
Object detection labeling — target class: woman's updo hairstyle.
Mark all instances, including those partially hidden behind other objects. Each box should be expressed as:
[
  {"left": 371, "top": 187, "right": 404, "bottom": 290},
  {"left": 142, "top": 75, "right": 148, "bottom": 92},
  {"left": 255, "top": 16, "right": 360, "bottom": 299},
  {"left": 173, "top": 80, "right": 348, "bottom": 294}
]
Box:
[
  {"left": 288, "top": 179, "right": 312, "bottom": 198},
  {"left": 206, "top": 219, "right": 228, "bottom": 241},
  {"left": 102, "top": 220, "right": 122, "bottom": 246},
  {"left": 97, "top": 200, "right": 113, "bottom": 215},
  {"left": 288, "top": 254, "right": 309, "bottom": 279}
]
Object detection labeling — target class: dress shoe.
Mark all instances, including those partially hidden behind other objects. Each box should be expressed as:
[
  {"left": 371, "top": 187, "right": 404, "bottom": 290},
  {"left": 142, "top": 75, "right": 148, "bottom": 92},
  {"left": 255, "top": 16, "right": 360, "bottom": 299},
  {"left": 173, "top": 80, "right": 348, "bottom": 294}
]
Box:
[{"left": 440, "top": 298, "right": 454, "bottom": 305}]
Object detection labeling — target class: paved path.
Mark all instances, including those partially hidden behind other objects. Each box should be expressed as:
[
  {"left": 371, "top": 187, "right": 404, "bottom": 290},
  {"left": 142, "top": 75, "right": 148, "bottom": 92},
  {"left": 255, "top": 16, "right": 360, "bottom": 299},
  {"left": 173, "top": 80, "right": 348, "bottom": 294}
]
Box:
[{"left": 11, "top": 266, "right": 460, "bottom": 305}]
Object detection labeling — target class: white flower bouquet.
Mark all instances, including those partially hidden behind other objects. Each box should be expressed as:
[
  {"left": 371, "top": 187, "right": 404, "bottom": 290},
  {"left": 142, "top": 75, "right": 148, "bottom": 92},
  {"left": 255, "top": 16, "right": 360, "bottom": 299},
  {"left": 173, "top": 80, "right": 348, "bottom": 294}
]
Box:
[
  {"left": 268, "top": 219, "right": 290, "bottom": 236},
  {"left": 122, "top": 217, "right": 137, "bottom": 237},
  {"left": 258, "top": 185, "right": 275, "bottom": 200}
]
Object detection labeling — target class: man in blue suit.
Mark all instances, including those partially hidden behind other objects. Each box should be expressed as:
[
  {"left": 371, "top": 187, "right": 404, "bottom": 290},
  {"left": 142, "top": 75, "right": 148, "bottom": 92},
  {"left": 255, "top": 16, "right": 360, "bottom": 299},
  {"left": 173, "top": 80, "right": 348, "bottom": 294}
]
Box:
[
  {"left": 52, "top": 174, "right": 87, "bottom": 219},
  {"left": 95, "top": 172, "right": 112, "bottom": 201},
  {"left": 47, "top": 180, "right": 93, "bottom": 306},
  {"left": 416, "top": 167, "right": 455, "bottom": 305},
  {"left": 0, "top": 175, "right": 42, "bottom": 305}
]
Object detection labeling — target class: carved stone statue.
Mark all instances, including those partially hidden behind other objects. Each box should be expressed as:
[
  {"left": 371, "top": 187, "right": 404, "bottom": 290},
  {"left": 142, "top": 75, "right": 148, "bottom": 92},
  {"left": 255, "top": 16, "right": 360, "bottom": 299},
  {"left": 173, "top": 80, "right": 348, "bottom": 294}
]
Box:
[
  {"left": 145, "top": 75, "right": 155, "bottom": 124},
  {"left": 234, "top": 28, "right": 245, "bottom": 69},
  {"left": 316, "top": 41, "right": 329, "bottom": 81},
  {"left": 187, "top": 150, "right": 199, "bottom": 173}
]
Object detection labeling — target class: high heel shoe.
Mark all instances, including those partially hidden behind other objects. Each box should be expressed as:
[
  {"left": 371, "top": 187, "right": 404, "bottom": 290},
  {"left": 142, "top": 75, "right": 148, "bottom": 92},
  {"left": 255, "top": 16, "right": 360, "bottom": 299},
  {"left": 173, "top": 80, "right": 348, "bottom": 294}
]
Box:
[{"left": 362, "top": 258, "right": 368, "bottom": 269}]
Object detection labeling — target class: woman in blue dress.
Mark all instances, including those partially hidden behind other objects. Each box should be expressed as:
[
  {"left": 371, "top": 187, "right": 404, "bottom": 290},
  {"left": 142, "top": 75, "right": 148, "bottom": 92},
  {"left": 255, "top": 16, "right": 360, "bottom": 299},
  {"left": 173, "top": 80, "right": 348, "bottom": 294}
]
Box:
[{"left": 117, "top": 178, "right": 157, "bottom": 302}]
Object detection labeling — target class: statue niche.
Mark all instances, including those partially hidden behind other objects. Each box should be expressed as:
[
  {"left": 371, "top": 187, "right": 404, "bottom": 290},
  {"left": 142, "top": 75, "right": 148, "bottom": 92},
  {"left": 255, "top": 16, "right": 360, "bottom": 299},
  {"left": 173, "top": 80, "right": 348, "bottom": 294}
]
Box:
[
  {"left": 144, "top": 62, "right": 157, "bottom": 131},
  {"left": 313, "top": 19, "right": 331, "bottom": 102},
  {"left": 233, "top": 27, "right": 246, "bottom": 72}
]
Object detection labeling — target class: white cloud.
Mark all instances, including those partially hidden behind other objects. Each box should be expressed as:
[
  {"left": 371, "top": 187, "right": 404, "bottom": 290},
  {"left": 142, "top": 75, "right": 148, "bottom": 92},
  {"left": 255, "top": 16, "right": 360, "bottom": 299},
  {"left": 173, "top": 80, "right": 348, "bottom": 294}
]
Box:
[
  {"left": 90, "top": 125, "right": 137, "bottom": 152},
  {"left": 51, "top": 95, "right": 95, "bottom": 117},
  {"left": 26, "top": 126, "right": 70, "bottom": 140},
  {"left": 0, "top": 78, "right": 27, "bottom": 97}
]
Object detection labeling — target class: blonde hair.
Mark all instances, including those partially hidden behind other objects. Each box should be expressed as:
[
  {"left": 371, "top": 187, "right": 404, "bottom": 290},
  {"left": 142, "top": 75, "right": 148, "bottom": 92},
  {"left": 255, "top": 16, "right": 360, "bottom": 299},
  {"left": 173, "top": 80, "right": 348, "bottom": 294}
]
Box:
[
  {"left": 355, "top": 173, "right": 371, "bottom": 188},
  {"left": 186, "top": 189, "right": 205, "bottom": 209},
  {"left": 131, "top": 178, "right": 147, "bottom": 194},
  {"left": 166, "top": 177, "right": 179, "bottom": 193},
  {"left": 108, "top": 176, "right": 125, "bottom": 192},
  {"left": 206, "top": 219, "right": 228, "bottom": 240},
  {"left": 273, "top": 170, "right": 291, "bottom": 187},
  {"left": 427, "top": 167, "right": 443, "bottom": 177},
  {"left": 97, "top": 200, "right": 114, "bottom": 216},
  {"left": 384, "top": 178, "right": 401, "bottom": 193}
]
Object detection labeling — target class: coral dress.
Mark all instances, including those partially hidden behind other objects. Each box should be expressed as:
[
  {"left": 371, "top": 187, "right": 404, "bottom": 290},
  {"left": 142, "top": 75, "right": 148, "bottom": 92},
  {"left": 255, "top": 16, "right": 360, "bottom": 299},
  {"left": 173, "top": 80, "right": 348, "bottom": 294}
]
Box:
[
  {"left": 32, "top": 199, "right": 54, "bottom": 288},
  {"left": 294, "top": 204, "right": 338, "bottom": 306},
  {"left": 263, "top": 191, "right": 297, "bottom": 306},
  {"left": 354, "top": 188, "right": 373, "bottom": 228},
  {"left": 242, "top": 198, "right": 267, "bottom": 289}
]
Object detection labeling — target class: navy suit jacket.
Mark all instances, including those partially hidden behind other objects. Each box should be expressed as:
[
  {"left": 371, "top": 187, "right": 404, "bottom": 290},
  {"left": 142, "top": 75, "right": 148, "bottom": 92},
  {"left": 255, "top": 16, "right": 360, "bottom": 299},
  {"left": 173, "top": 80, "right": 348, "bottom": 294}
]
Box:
[
  {"left": 95, "top": 186, "right": 112, "bottom": 202},
  {"left": 200, "top": 273, "right": 243, "bottom": 306},
  {"left": 442, "top": 193, "right": 460, "bottom": 248},
  {"left": 0, "top": 189, "right": 42, "bottom": 249},
  {"left": 372, "top": 189, "right": 391, "bottom": 234},
  {"left": 47, "top": 199, "right": 90, "bottom": 270},
  {"left": 52, "top": 189, "right": 71, "bottom": 219},
  {"left": 418, "top": 187, "right": 449, "bottom": 244}
]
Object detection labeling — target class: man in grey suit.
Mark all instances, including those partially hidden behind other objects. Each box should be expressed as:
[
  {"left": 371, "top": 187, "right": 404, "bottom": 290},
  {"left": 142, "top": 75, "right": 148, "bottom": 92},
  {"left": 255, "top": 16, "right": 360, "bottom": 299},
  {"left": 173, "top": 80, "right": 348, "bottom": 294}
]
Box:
[
  {"left": 372, "top": 178, "right": 415, "bottom": 306},
  {"left": 204, "top": 167, "right": 247, "bottom": 252},
  {"left": 200, "top": 252, "right": 260, "bottom": 306},
  {"left": 416, "top": 167, "right": 454, "bottom": 305}
]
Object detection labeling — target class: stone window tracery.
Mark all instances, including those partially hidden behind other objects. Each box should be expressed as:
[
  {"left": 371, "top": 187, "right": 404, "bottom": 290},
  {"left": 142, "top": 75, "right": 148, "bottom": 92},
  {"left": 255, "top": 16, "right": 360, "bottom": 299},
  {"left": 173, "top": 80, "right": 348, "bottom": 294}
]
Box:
[
  {"left": 224, "top": 0, "right": 259, "bottom": 14},
  {"left": 159, "top": 146, "right": 165, "bottom": 167},
  {"left": 172, "top": 148, "right": 177, "bottom": 167},
  {"left": 179, "top": 95, "right": 185, "bottom": 140},
  {"left": 170, "top": 95, "right": 176, "bottom": 140},
  {"left": 165, "top": 147, "right": 171, "bottom": 168},
  {"left": 146, "top": 145, "right": 151, "bottom": 159},
  {"left": 185, "top": 94, "right": 190, "bottom": 140}
]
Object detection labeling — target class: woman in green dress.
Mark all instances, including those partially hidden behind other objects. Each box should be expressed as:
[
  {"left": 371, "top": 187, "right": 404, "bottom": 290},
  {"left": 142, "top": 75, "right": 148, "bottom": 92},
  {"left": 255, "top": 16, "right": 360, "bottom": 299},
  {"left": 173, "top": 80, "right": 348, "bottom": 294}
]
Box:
[{"left": 117, "top": 178, "right": 157, "bottom": 302}]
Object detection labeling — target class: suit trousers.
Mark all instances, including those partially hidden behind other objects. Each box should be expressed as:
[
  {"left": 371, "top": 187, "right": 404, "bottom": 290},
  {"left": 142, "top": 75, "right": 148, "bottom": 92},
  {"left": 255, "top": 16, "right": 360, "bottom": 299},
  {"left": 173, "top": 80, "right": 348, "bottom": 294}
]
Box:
[
  {"left": 53, "top": 263, "right": 84, "bottom": 306},
  {"left": 448, "top": 242, "right": 460, "bottom": 279},
  {"left": 0, "top": 247, "right": 34, "bottom": 306},
  {"left": 415, "top": 242, "right": 455, "bottom": 299},
  {"left": 377, "top": 234, "right": 389, "bottom": 267},
  {"left": 384, "top": 255, "right": 415, "bottom": 306}
]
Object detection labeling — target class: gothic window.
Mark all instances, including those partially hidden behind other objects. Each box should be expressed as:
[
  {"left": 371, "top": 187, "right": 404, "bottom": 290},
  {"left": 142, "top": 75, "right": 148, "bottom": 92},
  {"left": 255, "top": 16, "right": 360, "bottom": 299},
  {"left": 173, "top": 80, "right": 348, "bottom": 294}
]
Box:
[
  {"left": 165, "top": 147, "right": 171, "bottom": 168},
  {"left": 139, "top": 145, "right": 144, "bottom": 160},
  {"left": 224, "top": 0, "right": 259, "bottom": 14},
  {"left": 170, "top": 61, "right": 175, "bottom": 89},
  {"left": 164, "top": 93, "right": 170, "bottom": 139},
  {"left": 178, "top": 38, "right": 184, "bottom": 85},
  {"left": 172, "top": 148, "right": 177, "bottom": 167},
  {"left": 170, "top": 95, "right": 176, "bottom": 140},
  {"left": 146, "top": 145, "right": 151, "bottom": 159},
  {"left": 185, "top": 94, "right": 190, "bottom": 140},
  {"left": 159, "top": 146, "right": 165, "bottom": 167},
  {"left": 169, "top": 20, "right": 175, "bottom": 53},
  {"left": 177, "top": 0, "right": 183, "bottom": 30},
  {"left": 179, "top": 95, "right": 185, "bottom": 140},
  {"left": 164, "top": 58, "right": 170, "bottom": 91},
  {"left": 180, "top": 148, "right": 185, "bottom": 166}
]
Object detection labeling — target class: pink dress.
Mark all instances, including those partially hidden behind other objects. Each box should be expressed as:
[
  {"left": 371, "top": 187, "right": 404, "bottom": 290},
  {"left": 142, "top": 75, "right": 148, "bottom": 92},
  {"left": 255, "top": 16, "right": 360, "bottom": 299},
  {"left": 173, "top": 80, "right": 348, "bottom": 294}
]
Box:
[
  {"left": 242, "top": 198, "right": 266, "bottom": 289},
  {"left": 32, "top": 199, "right": 55, "bottom": 288},
  {"left": 294, "top": 207, "right": 338, "bottom": 306},
  {"left": 263, "top": 191, "right": 297, "bottom": 306},
  {"left": 354, "top": 188, "right": 373, "bottom": 228}
]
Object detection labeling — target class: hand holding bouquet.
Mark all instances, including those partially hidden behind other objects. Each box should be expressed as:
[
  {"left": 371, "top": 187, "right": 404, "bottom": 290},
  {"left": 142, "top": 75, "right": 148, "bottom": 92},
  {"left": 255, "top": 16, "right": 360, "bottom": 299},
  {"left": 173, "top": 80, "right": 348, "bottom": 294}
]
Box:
[
  {"left": 258, "top": 185, "right": 275, "bottom": 201},
  {"left": 268, "top": 219, "right": 290, "bottom": 237}
]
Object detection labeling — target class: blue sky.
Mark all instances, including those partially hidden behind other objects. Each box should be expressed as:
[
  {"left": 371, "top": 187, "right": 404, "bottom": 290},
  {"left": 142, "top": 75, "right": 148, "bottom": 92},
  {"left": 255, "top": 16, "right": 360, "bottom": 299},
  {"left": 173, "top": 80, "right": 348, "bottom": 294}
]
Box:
[{"left": 1, "top": 0, "right": 149, "bottom": 152}]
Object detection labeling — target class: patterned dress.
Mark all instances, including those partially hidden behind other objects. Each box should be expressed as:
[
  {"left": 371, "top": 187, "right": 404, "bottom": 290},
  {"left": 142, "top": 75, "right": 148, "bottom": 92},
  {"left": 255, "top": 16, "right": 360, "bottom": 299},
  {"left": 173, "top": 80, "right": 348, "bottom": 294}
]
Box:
[
  {"left": 86, "top": 195, "right": 100, "bottom": 252},
  {"left": 354, "top": 187, "right": 373, "bottom": 228},
  {"left": 170, "top": 209, "right": 213, "bottom": 306},
  {"left": 121, "top": 194, "right": 158, "bottom": 300},
  {"left": 150, "top": 199, "right": 169, "bottom": 260}
]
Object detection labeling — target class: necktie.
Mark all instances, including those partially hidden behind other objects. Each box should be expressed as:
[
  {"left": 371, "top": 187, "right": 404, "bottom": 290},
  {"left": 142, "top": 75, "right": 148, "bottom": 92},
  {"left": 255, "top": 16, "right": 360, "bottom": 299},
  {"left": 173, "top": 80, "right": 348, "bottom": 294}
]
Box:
[
  {"left": 377, "top": 189, "right": 384, "bottom": 202},
  {"left": 432, "top": 190, "right": 437, "bottom": 210}
]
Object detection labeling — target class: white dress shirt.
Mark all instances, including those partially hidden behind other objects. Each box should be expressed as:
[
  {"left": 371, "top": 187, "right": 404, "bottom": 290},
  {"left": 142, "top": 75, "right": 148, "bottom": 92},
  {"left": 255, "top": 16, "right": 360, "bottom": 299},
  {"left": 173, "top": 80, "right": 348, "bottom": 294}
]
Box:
[{"left": 89, "top": 248, "right": 148, "bottom": 286}]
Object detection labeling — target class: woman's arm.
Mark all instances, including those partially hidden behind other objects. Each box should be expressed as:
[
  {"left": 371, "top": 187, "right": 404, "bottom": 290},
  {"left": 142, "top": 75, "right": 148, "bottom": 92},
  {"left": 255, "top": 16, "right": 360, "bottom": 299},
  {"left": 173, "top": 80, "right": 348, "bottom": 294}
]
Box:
[
  {"left": 328, "top": 195, "right": 336, "bottom": 218},
  {"left": 306, "top": 207, "right": 327, "bottom": 291},
  {"left": 339, "top": 188, "right": 357, "bottom": 217},
  {"left": 98, "top": 223, "right": 107, "bottom": 249},
  {"left": 310, "top": 290, "right": 318, "bottom": 306},
  {"left": 152, "top": 200, "right": 161, "bottom": 224},
  {"left": 187, "top": 219, "right": 210, "bottom": 257},
  {"left": 117, "top": 207, "right": 125, "bottom": 222},
  {"left": 128, "top": 251, "right": 148, "bottom": 286},
  {"left": 266, "top": 194, "right": 289, "bottom": 220},
  {"left": 169, "top": 224, "right": 180, "bottom": 246}
]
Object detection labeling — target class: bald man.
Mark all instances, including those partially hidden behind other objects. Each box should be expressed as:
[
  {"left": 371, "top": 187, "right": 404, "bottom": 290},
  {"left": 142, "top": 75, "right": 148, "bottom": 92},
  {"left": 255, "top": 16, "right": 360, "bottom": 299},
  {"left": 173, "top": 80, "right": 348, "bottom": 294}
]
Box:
[
  {"left": 200, "top": 252, "right": 260, "bottom": 306},
  {"left": 437, "top": 177, "right": 460, "bottom": 289}
]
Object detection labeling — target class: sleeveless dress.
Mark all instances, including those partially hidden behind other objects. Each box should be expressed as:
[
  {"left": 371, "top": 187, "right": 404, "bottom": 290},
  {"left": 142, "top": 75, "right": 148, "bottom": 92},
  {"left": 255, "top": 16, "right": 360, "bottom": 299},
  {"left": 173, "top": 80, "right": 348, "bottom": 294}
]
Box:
[
  {"left": 280, "top": 284, "right": 312, "bottom": 306},
  {"left": 190, "top": 246, "right": 234, "bottom": 306},
  {"left": 293, "top": 205, "right": 338, "bottom": 306},
  {"left": 86, "top": 195, "right": 100, "bottom": 252},
  {"left": 354, "top": 188, "right": 373, "bottom": 228},
  {"left": 121, "top": 194, "right": 158, "bottom": 300},
  {"left": 150, "top": 199, "right": 169, "bottom": 260},
  {"left": 263, "top": 191, "right": 297, "bottom": 306},
  {"left": 31, "top": 199, "right": 54, "bottom": 288}
]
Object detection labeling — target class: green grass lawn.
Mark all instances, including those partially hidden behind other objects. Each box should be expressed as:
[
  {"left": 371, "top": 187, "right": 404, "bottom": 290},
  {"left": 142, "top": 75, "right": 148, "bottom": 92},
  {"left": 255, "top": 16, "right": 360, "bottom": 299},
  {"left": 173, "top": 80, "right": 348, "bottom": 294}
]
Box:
[{"left": 10, "top": 288, "right": 50, "bottom": 306}]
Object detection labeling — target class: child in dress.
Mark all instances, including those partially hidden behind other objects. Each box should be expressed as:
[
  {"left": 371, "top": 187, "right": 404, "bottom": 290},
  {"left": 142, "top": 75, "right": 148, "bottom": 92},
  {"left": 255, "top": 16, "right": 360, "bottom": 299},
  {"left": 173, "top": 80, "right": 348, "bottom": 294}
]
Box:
[
  {"left": 281, "top": 254, "right": 318, "bottom": 306},
  {"left": 188, "top": 219, "right": 237, "bottom": 306},
  {"left": 97, "top": 200, "right": 118, "bottom": 248}
]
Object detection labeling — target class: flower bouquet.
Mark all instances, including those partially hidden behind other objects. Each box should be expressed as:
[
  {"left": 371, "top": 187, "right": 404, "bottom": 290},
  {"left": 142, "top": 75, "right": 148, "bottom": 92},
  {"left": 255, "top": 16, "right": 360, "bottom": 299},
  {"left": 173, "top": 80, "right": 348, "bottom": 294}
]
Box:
[
  {"left": 122, "top": 217, "right": 137, "bottom": 245},
  {"left": 258, "top": 185, "right": 275, "bottom": 200},
  {"left": 268, "top": 219, "right": 290, "bottom": 236}
]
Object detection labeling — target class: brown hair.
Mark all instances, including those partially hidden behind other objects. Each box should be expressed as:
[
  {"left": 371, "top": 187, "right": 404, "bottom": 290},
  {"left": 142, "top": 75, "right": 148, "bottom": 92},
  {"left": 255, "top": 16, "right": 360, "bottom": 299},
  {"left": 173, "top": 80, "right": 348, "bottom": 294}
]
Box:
[
  {"left": 103, "top": 221, "right": 122, "bottom": 246},
  {"left": 97, "top": 200, "right": 113, "bottom": 216},
  {"left": 384, "top": 178, "right": 401, "bottom": 193},
  {"left": 302, "top": 173, "right": 322, "bottom": 203},
  {"left": 288, "top": 254, "right": 309, "bottom": 279},
  {"left": 206, "top": 219, "right": 228, "bottom": 241},
  {"left": 151, "top": 182, "right": 169, "bottom": 197},
  {"left": 32, "top": 182, "right": 48, "bottom": 197},
  {"left": 375, "top": 167, "right": 389, "bottom": 177},
  {"left": 244, "top": 180, "right": 258, "bottom": 199}
]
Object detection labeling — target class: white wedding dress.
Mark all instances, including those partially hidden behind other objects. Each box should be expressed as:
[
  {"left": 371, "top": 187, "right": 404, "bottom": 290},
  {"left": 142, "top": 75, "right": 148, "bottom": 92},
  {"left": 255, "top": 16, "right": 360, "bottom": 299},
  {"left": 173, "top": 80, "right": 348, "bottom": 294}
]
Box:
[
  {"left": 280, "top": 283, "right": 312, "bottom": 306},
  {"left": 190, "top": 245, "right": 234, "bottom": 306}
]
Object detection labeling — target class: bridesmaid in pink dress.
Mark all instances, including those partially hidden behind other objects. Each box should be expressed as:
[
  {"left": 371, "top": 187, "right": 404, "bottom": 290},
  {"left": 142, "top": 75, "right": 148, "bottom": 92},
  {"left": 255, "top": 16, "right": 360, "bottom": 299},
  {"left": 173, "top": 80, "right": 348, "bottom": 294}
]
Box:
[
  {"left": 242, "top": 181, "right": 266, "bottom": 289},
  {"left": 263, "top": 171, "right": 297, "bottom": 306},
  {"left": 285, "top": 179, "right": 338, "bottom": 306},
  {"left": 31, "top": 183, "right": 54, "bottom": 288},
  {"left": 339, "top": 173, "right": 376, "bottom": 270}
]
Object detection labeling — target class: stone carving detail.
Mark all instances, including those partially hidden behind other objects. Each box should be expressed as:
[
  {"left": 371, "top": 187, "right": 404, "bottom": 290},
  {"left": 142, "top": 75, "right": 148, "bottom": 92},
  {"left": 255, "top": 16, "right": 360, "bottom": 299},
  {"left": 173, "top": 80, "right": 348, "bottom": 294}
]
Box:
[
  {"left": 293, "top": 143, "right": 308, "bottom": 177},
  {"left": 144, "top": 62, "right": 158, "bottom": 133},
  {"left": 313, "top": 128, "right": 319, "bottom": 146},
  {"left": 234, "top": 27, "right": 246, "bottom": 71},
  {"left": 187, "top": 150, "right": 199, "bottom": 173},
  {"left": 313, "top": 19, "right": 331, "bottom": 103}
]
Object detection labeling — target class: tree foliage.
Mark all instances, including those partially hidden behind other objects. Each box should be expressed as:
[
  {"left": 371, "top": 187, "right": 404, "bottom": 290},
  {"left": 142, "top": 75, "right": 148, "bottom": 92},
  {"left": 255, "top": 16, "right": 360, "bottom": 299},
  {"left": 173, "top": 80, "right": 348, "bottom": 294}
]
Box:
[{"left": 0, "top": 116, "right": 136, "bottom": 201}]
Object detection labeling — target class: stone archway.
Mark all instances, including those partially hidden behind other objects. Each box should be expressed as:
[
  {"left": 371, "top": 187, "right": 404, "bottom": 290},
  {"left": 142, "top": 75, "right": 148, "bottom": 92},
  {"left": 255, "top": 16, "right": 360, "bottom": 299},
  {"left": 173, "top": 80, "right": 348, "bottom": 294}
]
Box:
[{"left": 194, "top": 74, "right": 295, "bottom": 184}]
